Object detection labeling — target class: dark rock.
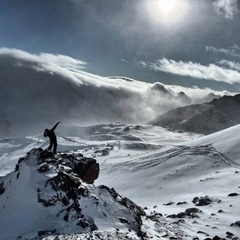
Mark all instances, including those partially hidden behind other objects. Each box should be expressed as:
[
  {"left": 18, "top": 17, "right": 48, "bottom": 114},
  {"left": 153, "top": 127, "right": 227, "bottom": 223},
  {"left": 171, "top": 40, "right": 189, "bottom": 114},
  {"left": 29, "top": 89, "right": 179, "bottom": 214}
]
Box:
[
  {"left": 39, "top": 150, "right": 55, "bottom": 159},
  {"left": 35, "top": 148, "right": 100, "bottom": 184},
  {"left": 185, "top": 208, "right": 202, "bottom": 215},
  {"left": 147, "top": 213, "right": 163, "bottom": 221},
  {"left": 176, "top": 212, "right": 186, "bottom": 218},
  {"left": 119, "top": 218, "right": 129, "bottom": 224},
  {"left": 167, "top": 208, "right": 201, "bottom": 219},
  {"left": 37, "top": 163, "right": 50, "bottom": 173},
  {"left": 167, "top": 214, "right": 179, "bottom": 218},
  {"left": 163, "top": 201, "right": 174, "bottom": 206},
  {"left": 197, "top": 231, "right": 209, "bottom": 236},
  {"left": 0, "top": 181, "right": 4, "bottom": 195},
  {"left": 226, "top": 231, "right": 234, "bottom": 237},
  {"left": 230, "top": 221, "right": 240, "bottom": 227},
  {"left": 197, "top": 198, "right": 212, "bottom": 206},
  {"left": 228, "top": 193, "right": 239, "bottom": 197},
  {"left": 192, "top": 197, "right": 199, "bottom": 204},
  {"left": 177, "top": 201, "right": 187, "bottom": 205},
  {"left": 192, "top": 196, "right": 213, "bottom": 206},
  {"left": 57, "top": 154, "right": 99, "bottom": 184},
  {"left": 213, "top": 236, "right": 225, "bottom": 240},
  {"left": 74, "top": 158, "right": 99, "bottom": 184}
]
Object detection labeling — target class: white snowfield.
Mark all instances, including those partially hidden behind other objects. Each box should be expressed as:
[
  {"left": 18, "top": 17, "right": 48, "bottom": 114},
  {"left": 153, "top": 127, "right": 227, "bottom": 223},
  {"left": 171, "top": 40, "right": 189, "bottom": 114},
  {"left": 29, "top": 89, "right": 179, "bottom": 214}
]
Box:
[{"left": 0, "top": 123, "right": 240, "bottom": 239}]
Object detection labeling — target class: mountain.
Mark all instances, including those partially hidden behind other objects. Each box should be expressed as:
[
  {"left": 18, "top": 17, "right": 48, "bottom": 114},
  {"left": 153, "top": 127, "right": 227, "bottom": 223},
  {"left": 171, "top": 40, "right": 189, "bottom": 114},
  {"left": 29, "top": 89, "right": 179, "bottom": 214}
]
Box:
[
  {"left": 149, "top": 93, "right": 240, "bottom": 134},
  {"left": 1, "top": 123, "right": 240, "bottom": 239},
  {"left": 0, "top": 148, "right": 146, "bottom": 239},
  {"left": 1, "top": 146, "right": 193, "bottom": 240},
  {"left": 0, "top": 48, "right": 224, "bottom": 137}
]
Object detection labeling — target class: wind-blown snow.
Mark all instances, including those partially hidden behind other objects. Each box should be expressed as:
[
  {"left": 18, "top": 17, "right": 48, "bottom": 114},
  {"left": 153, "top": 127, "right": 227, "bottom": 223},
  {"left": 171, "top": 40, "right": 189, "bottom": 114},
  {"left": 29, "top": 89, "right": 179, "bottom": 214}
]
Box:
[{"left": 0, "top": 48, "right": 227, "bottom": 137}]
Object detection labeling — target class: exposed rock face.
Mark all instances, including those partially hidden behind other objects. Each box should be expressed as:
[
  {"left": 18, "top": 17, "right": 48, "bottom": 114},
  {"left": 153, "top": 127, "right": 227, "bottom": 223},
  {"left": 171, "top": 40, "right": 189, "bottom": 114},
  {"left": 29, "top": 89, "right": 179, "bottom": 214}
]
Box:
[
  {"left": 53, "top": 151, "right": 99, "bottom": 184},
  {"left": 34, "top": 149, "right": 99, "bottom": 184},
  {"left": 150, "top": 93, "right": 240, "bottom": 135}
]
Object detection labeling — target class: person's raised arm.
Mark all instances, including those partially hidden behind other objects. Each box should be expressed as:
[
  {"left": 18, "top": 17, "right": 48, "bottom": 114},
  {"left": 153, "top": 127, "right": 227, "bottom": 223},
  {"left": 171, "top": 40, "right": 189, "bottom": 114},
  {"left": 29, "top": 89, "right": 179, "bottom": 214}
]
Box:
[{"left": 51, "top": 121, "right": 60, "bottom": 131}]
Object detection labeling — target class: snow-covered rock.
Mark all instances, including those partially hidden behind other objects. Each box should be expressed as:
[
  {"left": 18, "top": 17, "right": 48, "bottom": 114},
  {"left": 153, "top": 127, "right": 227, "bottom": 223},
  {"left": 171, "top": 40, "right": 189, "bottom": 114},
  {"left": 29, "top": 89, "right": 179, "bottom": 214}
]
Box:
[
  {"left": 150, "top": 93, "right": 240, "bottom": 134},
  {"left": 0, "top": 148, "right": 145, "bottom": 239}
]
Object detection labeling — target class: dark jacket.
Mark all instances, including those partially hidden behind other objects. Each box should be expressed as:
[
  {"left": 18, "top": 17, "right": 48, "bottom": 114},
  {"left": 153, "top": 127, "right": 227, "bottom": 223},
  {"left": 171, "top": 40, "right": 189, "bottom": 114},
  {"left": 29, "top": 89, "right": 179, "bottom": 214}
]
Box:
[{"left": 44, "top": 122, "right": 60, "bottom": 153}]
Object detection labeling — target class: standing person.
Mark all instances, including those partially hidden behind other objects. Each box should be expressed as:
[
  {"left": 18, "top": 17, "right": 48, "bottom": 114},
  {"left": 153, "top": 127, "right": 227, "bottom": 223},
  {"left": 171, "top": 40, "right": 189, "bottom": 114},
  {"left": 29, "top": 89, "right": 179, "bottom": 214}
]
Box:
[{"left": 44, "top": 121, "right": 60, "bottom": 154}]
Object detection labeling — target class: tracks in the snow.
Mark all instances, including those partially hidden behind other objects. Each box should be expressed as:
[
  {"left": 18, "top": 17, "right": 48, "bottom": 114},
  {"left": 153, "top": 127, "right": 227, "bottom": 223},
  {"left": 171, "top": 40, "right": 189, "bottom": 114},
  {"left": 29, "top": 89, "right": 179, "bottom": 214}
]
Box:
[{"left": 101, "top": 144, "right": 240, "bottom": 174}]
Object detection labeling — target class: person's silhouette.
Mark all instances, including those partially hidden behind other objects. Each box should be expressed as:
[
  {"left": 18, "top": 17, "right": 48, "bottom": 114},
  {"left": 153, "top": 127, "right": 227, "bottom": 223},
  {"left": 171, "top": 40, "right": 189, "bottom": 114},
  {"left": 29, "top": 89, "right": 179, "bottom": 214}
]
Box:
[{"left": 44, "top": 122, "right": 60, "bottom": 154}]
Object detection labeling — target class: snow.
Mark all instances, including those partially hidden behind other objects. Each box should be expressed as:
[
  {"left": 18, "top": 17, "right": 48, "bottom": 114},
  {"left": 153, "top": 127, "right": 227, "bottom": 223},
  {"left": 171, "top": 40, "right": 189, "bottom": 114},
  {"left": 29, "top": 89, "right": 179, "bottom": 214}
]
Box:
[
  {"left": 0, "top": 122, "right": 240, "bottom": 239},
  {"left": 186, "top": 123, "right": 240, "bottom": 163}
]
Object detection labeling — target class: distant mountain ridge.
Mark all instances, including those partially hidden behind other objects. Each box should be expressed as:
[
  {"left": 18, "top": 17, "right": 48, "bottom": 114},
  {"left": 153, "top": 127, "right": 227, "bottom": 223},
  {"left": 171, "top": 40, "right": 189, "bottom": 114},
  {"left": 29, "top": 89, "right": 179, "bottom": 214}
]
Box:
[
  {"left": 150, "top": 93, "right": 240, "bottom": 135},
  {"left": 0, "top": 48, "right": 226, "bottom": 137}
]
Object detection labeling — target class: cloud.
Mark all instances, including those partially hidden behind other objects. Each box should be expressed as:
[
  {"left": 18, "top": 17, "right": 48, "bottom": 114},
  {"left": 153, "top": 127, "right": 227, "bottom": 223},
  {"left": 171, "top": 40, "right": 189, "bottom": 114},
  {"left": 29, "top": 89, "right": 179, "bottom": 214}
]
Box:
[
  {"left": 142, "top": 58, "right": 240, "bottom": 84},
  {"left": 0, "top": 48, "right": 228, "bottom": 136},
  {"left": 213, "top": 0, "right": 239, "bottom": 19},
  {"left": 206, "top": 45, "right": 240, "bottom": 58},
  {"left": 219, "top": 59, "right": 240, "bottom": 71},
  {"left": 0, "top": 48, "right": 87, "bottom": 69}
]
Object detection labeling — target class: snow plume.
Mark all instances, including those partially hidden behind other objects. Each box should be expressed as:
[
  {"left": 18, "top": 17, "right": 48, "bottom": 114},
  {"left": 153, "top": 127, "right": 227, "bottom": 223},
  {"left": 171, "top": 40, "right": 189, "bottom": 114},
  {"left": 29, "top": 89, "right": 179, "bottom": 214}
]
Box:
[
  {"left": 213, "top": 0, "right": 239, "bottom": 19},
  {"left": 0, "top": 48, "right": 225, "bottom": 137},
  {"left": 142, "top": 58, "right": 240, "bottom": 84}
]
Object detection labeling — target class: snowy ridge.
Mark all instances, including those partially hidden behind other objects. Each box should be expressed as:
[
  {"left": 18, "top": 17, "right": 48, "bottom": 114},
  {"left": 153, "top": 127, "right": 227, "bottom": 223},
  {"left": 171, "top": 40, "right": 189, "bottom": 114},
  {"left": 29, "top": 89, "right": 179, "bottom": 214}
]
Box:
[
  {"left": 1, "top": 123, "right": 240, "bottom": 239},
  {"left": 150, "top": 93, "right": 240, "bottom": 134}
]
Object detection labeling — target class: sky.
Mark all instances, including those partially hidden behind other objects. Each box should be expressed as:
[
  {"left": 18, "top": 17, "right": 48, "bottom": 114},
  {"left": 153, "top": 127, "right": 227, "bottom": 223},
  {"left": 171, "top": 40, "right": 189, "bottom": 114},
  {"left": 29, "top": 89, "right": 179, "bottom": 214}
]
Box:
[{"left": 0, "top": 0, "right": 240, "bottom": 92}]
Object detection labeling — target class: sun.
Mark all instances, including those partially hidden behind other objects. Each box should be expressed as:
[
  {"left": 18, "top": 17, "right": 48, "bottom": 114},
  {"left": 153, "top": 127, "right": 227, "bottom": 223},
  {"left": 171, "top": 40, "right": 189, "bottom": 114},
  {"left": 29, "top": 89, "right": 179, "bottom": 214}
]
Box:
[
  {"left": 144, "top": 0, "right": 189, "bottom": 26},
  {"left": 158, "top": 0, "right": 177, "bottom": 13}
]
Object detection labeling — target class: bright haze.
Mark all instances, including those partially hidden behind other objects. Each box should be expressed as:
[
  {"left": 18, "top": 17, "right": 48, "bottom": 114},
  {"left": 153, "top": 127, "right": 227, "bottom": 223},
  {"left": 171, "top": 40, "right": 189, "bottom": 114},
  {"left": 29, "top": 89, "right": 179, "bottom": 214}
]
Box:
[{"left": 0, "top": 0, "right": 239, "bottom": 92}]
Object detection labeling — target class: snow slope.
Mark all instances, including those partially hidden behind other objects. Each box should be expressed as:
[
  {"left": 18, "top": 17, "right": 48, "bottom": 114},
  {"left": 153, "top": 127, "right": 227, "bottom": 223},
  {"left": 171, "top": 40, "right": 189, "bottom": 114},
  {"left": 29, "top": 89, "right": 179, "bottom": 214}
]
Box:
[
  {"left": 1, "top": 123, "right": 240, "bottom": 239},
  {"left": 186, "top": 123, "right": 240, "bottom": 164}
]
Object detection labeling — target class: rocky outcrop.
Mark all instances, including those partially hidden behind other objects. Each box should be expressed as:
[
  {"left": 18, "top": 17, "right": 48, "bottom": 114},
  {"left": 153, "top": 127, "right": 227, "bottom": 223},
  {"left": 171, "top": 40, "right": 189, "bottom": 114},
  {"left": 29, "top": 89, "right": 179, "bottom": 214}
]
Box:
[
  {"left": 31, "top": 149, "right": 99, "bottom": 184},
  {"left": 0, "top": 148, "right": 148, "bottom": 239}
]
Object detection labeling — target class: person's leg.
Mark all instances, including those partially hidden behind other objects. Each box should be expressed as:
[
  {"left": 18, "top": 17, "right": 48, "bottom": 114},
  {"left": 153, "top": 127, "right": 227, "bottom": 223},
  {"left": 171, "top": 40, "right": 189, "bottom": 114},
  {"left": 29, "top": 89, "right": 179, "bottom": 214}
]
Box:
[
  {"left": 53, "top": 139, "right": 57, "bottom": 154},
  {"left": 48, "top": 140, "right": 53, "bottom": 151}
]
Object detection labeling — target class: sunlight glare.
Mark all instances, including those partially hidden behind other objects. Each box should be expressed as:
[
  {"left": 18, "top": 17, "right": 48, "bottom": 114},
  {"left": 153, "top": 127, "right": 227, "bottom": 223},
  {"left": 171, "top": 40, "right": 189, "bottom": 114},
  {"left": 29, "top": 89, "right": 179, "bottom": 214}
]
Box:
[
  {"left": 144, "top": 0, "right": 189, "bottom": 26},
  {"left": 159, "top": 0, "right": 177, "bottom": 13}
]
